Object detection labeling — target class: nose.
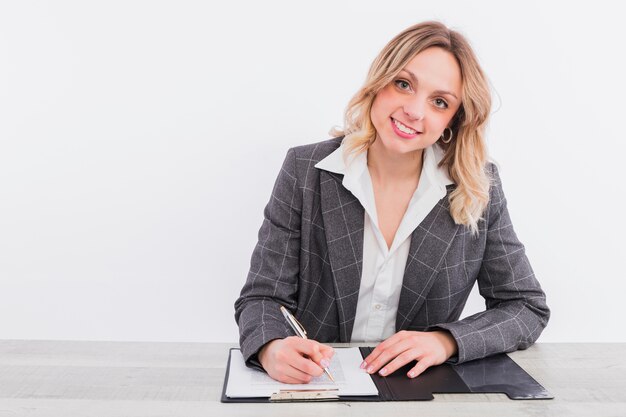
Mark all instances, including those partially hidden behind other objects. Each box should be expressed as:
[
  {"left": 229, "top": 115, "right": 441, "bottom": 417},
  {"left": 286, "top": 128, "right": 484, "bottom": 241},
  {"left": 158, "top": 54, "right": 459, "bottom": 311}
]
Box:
[{"left": 403, "top": 98, "right": 425, "bottom": 121}]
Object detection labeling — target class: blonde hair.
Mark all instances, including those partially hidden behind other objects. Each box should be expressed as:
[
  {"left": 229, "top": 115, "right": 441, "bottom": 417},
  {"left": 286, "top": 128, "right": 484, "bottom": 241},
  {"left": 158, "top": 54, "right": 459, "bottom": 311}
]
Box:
[{"left": 330, "top": 21, "right": 492, "bottom": 235}]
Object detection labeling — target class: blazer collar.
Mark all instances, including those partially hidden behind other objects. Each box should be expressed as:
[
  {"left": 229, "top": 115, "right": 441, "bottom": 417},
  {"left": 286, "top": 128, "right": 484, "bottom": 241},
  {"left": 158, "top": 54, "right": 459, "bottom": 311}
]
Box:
[
  {"left": 395, "top": 194, "right": 460, "bottom": 331},
  {"left": 318, "top": 170, "right": 364, "bottom": 342}
]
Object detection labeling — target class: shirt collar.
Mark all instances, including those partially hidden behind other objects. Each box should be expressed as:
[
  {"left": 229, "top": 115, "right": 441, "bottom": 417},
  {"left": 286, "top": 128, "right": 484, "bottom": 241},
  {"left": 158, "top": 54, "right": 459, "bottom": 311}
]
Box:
[
  {"left": 316, "top": 140, "right": 454, "bottom": 255},
  {"left": 314, "top": 140, "right": 454, "bottom": 190}
]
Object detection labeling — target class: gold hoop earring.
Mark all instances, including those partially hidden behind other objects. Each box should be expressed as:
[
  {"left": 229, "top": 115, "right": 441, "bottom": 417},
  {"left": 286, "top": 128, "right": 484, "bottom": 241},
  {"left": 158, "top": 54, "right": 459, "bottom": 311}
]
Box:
[{"left": 440, "top": 127, "right": 454, "bottom": 144}]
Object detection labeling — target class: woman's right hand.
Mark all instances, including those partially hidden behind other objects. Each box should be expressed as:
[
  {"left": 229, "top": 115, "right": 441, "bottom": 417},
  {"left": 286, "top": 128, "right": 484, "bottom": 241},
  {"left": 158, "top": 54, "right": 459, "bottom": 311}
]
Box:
[{"left": 257, "top": 336, "right": 335, "bottom": 384}]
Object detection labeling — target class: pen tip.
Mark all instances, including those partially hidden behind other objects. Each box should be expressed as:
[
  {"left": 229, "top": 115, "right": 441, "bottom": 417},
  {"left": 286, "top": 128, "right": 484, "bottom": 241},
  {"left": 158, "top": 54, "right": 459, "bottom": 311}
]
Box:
[{"left": 325, "top": 370, "right": 335, "bottom": 382}]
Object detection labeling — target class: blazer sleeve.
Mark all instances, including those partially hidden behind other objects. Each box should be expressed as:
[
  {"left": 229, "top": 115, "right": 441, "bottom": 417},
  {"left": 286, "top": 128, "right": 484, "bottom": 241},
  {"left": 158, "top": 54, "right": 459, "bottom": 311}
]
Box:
[
  {"left": 234, "top": 148, "right": 302, "bottom": 365},
  {"left": 433, "top": 163, "right": 550, "bottom": 363}
]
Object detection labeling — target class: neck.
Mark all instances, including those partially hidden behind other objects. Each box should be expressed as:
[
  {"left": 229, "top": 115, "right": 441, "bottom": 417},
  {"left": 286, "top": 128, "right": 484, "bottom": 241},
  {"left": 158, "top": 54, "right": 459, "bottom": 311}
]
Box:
[{"left": 367, "top": 138, "right": 424, "bottom": 185}]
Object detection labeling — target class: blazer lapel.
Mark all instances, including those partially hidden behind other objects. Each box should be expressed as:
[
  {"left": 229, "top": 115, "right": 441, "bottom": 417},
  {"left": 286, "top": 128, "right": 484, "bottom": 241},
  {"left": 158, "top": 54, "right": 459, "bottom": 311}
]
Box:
[
  {"left": 319, "top": 170, "right": 364, "bottom": 342},
  {"left": 396, "top": 190, "right": 460, "bottom": 331}
]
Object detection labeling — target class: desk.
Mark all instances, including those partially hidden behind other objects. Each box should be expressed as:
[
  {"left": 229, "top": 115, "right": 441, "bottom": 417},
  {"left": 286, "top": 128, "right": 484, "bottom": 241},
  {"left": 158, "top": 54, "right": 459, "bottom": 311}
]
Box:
[{"left": 0, "top": 341, "right": 624, "bottom": 416}]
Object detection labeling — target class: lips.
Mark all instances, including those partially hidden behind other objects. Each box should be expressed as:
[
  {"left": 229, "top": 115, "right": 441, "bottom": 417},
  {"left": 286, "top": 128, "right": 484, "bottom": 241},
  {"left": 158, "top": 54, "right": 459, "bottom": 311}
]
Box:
[
  {"left": 392, "top": 118, "right": 421, "bottom": 134},
  {"left": 390, "top": 117, "right": 422, "bottom": 139}
]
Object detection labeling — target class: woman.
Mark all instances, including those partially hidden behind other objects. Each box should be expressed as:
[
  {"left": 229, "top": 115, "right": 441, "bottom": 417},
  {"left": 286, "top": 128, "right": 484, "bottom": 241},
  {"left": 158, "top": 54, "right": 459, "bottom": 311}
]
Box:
[{"left": 235, "top": 21, "right": 549, "bottom": 384}]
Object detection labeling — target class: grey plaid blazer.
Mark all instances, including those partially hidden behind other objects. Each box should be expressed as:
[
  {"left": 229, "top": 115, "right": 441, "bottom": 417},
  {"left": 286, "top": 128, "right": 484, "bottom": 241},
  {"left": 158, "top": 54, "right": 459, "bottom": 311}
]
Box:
[{"left": 235, "top": 137, "right": 549, "bottom": 365}]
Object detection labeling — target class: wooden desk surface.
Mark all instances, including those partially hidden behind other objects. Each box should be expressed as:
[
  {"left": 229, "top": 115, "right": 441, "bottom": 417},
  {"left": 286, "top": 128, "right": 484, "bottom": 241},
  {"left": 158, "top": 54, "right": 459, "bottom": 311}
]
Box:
[{"left": 0, "top": 340, "right": 624, "bottom": 416}]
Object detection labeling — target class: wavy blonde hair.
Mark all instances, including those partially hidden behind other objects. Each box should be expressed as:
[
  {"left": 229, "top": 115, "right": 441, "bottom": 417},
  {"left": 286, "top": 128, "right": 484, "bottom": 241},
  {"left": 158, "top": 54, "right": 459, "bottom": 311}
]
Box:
[{"left": 330, "top": 21, "right": 492, "bottom": 235}]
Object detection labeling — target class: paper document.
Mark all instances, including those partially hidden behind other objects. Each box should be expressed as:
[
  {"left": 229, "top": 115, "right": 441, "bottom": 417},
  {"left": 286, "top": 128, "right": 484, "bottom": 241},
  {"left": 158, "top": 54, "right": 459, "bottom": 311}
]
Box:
[{"left": 225, "top": 347, "right": 378, "bottom": 398}]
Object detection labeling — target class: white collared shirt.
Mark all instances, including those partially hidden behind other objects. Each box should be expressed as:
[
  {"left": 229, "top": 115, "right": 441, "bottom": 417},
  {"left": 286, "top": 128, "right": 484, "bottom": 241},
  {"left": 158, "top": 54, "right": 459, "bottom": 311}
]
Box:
[{"left": 315, "top": 140, "right": 454, "bottom": 342}]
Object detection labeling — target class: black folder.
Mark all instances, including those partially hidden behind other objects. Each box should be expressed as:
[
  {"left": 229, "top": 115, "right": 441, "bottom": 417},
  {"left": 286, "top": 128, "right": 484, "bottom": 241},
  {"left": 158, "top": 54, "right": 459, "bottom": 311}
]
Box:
[{"left": 221, "top": 347, "right": 553, "bottom": 402}]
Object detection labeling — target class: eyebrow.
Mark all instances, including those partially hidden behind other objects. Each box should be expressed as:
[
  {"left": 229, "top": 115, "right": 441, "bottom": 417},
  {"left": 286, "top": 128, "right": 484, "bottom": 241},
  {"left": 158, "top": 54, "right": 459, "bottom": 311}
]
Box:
[{"left": 399, "top": 70, "right": 459, "bottom": 100}]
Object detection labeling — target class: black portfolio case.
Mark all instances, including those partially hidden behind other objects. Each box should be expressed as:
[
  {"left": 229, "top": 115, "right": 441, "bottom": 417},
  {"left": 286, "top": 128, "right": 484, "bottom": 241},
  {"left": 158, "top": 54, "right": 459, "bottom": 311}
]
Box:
[{"left": 221, "top": 347, "right": 553, "bottom": 402}]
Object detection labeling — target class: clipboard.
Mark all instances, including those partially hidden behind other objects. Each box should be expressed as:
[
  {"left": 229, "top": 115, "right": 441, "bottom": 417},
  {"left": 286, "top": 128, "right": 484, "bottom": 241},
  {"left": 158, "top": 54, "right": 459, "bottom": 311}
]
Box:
[{"left": 220, "top": 347, "right": 554, "bottom": 402}]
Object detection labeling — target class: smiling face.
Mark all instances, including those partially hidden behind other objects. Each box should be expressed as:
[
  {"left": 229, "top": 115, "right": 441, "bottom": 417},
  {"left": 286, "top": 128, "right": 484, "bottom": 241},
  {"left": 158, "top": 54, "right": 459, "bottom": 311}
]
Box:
[{"left": 369, "top": 47, "right": 463, "bottom": 157}]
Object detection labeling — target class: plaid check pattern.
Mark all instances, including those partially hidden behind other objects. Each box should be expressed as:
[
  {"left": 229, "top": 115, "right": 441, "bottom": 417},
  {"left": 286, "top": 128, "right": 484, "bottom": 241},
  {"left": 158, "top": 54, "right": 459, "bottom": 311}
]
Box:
[{"left": 235, "top": 137, "right": 549, "bottom": 365}]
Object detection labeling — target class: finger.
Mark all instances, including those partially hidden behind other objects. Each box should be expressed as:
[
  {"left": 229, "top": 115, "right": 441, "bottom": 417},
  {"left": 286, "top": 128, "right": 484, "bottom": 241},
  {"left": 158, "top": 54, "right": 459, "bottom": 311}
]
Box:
[
  {"left": 269, "top": 349, "right": 315, "bottom": 383},
  {"left": 407, "top": 357, "right": 434, "bottom": 379},
  {"left": 318, "top": 344, "right": 335, "bottom": 368},
  {"left": 287, "top": 337, "right": 322, "bottom": 357},
  {"left": 273, "top": 338, "right": 326, "bottom": 379},
  {"left": 319, "top": 344, "right": 335, "bottom": 359},
  {"left": 377, "top": 348, "right": 420, "bottom": 376},
  {"left": 275, "top": 349, "right": 325, "bottom": 382},
  {"left": 287, "top": 350, "right": 325, "bottom": 378},
  {"left": 289, "top": 339, "right": 330, "bottom": 370},
  {"left": 366, "top": 338, "right": 415, "bottom": 374},
  {"left": 275, "top": 364, "right": 314, "bottom": 384},
  {"left": 363, "top": 331, "right": 406, "bottom": 366},
  {"left": 306, "top": 344, "right": 324, "bottom": 365}
]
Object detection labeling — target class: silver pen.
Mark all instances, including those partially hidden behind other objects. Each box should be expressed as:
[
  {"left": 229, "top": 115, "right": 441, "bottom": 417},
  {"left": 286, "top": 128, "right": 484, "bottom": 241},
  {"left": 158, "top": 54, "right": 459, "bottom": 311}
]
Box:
[{"left": 280, "top": 305, "right": 335, "bottom": 382}]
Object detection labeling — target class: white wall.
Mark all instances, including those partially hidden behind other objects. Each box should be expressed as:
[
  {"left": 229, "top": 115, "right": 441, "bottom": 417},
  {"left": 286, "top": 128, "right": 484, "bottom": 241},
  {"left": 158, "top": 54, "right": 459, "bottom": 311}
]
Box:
[{"left": 1, "top": 0, "right": 624, "bottom": 343}]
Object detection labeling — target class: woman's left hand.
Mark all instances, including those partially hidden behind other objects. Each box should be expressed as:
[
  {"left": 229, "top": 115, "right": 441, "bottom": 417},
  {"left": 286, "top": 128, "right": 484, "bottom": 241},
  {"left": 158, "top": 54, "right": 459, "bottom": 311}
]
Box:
[{"left": 362, "top": 330, "right": 458, "bottom": 378}]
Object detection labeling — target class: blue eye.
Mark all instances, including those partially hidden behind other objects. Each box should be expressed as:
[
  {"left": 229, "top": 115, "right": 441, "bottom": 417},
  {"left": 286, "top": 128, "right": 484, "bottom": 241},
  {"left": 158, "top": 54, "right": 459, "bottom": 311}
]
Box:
[
  {"left": 434, "top": 98, "right": 448, "bottom": 109},
  {"left": 394, "top": 79, "right": 411, "bottom": 91}
]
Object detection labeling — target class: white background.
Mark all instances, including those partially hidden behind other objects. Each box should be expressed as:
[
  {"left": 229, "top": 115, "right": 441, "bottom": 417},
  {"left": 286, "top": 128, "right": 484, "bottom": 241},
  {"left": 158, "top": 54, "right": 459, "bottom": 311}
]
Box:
[{"left": 1, "top": 0, "right": 624, "bottom": 343}]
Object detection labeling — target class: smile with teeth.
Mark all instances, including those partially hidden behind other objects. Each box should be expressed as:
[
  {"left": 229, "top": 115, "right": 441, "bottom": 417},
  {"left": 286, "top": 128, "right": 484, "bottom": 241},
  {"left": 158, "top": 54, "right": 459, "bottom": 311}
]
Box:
[{"left": 392, "top": 118, "right": 418, "bottom": 134}]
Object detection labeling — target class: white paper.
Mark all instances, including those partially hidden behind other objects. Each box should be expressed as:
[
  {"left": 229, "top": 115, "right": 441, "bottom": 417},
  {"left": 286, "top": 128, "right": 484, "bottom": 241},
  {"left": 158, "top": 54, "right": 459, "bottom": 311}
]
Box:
[{"left": 225, "top": 347, "right": 379, "bottom": 398}]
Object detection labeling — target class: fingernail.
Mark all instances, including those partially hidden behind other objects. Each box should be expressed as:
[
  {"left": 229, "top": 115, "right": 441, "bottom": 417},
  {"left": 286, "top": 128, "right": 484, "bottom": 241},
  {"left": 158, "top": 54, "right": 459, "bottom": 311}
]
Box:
[
  {"left": 320, "top": 359, "right": 330, "bottom": 368},
  {"left": 379, "top": 368, "right": 387, "bottom": 376},
  {"left": 366, "top": 366, "right": 374, "bottom": 374},
  {"left": 360, "top": 361, "right": 367, "bottom": 369},
  {"left": 408, "top": 371, "right": 415, "bottom": 378}
]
